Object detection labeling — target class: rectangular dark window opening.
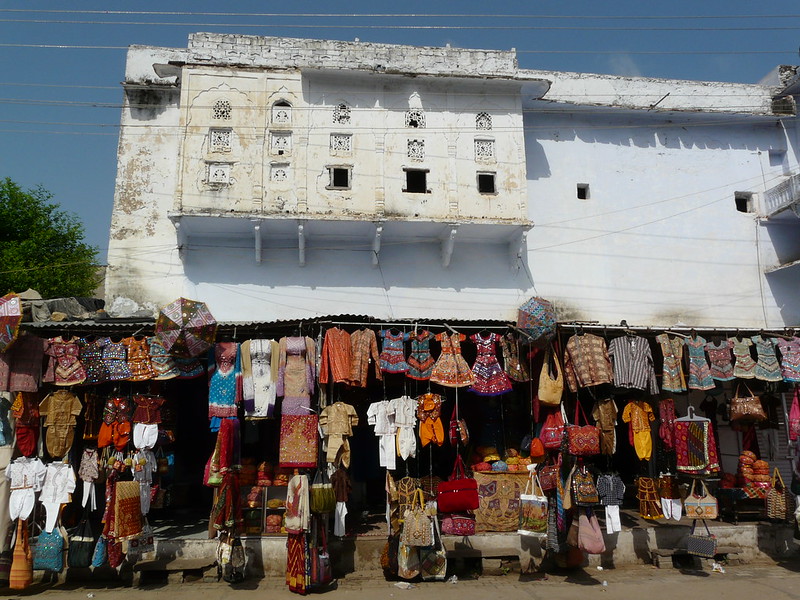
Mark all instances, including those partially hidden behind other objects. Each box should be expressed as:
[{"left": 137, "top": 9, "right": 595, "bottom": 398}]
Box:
[
  {"left": 478, "top": 172, "right": 496, "bottom": 194},
  {"left": 577, "top": 183, "right": 590, "bottom": 200},
  {"left": 404, "top": 169, "right": 428, "bottom": 193},
  {"left": 735, "top": 192, "right": 753, "bottom": 213},
  {"left": 327, "top": 166, "right": 351, "bottom": 190}
]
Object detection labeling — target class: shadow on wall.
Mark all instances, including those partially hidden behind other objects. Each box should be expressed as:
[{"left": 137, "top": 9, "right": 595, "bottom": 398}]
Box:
[{"left": 765, "top": 267, "right": 800, "bottom": 326}]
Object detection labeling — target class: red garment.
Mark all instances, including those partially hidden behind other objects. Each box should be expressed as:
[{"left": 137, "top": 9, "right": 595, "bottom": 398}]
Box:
[
  {"left": 658, "top": 398, "right": 677, "bottom": 450},
  {"left": 319, "top": 327, "right": 351, "bottom": 385},
  {"left": 0, "top": 334, "right": 45, "bottom": 392},
  {"left": 15, "top": 425, "right": 38, "bottom": 457},
  {"left": 132, "top": 394, "right": 165, "bottom": 424}
]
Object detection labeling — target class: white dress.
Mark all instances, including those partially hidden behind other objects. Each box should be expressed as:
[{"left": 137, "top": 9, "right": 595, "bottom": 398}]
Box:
[
  {"left": 6, "top": 456, "right": 46, "bottom": 521},
  {"left": 243, "top": 339, "right": 278, "bottom": 418}
]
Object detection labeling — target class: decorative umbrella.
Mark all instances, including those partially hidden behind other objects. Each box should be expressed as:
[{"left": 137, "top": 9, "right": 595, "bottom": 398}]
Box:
[
  {"left": 517, "top": 296, "right": 557, "bottom": 344},
  {"left": 0, "top": 293, "right": 22, "bottom": 353},
  {"left": 155, "top": 297, "right": 217, "bottom": 358}
]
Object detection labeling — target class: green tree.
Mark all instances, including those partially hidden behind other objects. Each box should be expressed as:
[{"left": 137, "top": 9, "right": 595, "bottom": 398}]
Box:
[{"left": 0, "top": 177, "right": 99, "bottom": 298}]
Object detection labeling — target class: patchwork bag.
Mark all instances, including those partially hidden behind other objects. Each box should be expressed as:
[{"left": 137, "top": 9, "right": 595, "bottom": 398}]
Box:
[
  {"left": 686, "top": 519, "right": 717, "bottom": 558},
  {"left": 684, "top": 480, "right": 718, "bottom": 520},
  {"left": 518, "top": 473, "right": 548, "bottom": 536},
  {"left": 572, "top": 466, "right": 599, "bottom": 506},
  {"left": 437, "top": 455, "right": 479, "bottom": 513},
  {"left": 730, "top": 383, "right": 767, "bottom": 423},
  {"left": 401, "top": 489, "right": 433, "bottom": 547},
  {"left": 419, "top": 516, "right": 447, "bottom": 581},
  {"left": 567, "top": 401, "right": 600, "bottom": 457}
]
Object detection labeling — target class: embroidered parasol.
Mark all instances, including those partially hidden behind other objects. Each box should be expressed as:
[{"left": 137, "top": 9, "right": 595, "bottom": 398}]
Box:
[
  {"left": 155, "top": 297, "right": 217, "bottom": 358},
  {"left": 517, "top": 296, "right": 557, "bottom": 343},
  {"left": 0, "top": 293, "right": 22, "bottom": 352}
]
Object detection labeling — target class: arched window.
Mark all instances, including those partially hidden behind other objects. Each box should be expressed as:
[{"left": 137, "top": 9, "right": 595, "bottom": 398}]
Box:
[
  {"left": 476, "top": 112, "right": 492, "bottom": 130},
  {"left": 272, "top": 101, "right": 292, "bottom": 124},
  {"left": 405, "top": 109, "right": 426, "bottom": 128},
  {"left": 212, "top": 99, "right": 232, "bottom": 120},
  {"left": 333, "top": 103, "right": 351, "bottom": 125}
]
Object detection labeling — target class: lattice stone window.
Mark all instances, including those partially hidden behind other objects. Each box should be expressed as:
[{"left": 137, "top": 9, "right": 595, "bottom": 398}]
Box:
[
  {"left": 474, "top": 138, "right": 495, "bottom": 161},
  {"left": 212, "top": 99, "right": 231, "bottom": 120},
  {"left": 333, "top": 103, "right": 351, "bottom": 125},
  {"left": 405, "top": 109, "right": 426, "bottom": 128},
  {"left": 272, "top": 101, "right": 291, "bottom": 124},
  {"left": 271, "top": 163, "right": 289, "bottom": 183},
  {"left": 330, "top": 133, "right": 352, "bottom": 154},
  {"left": 207, "top": 163, "right": 231, "bottom": 185},
  {"left": 476, "top": 112, "right": 492, "bottom": 130},
  {"left": 271, "top": 132, "right": 292, "bottom": 155},
  {"left": 407, "top": 139, "right": 425, "bottom": 161},
  {"left": 209, "top": 128, "right": 232, "bottom": 152}
]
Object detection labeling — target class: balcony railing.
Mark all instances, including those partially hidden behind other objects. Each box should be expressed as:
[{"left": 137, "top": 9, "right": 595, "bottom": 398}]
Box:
[{"left": 763, "top": 173, "right": 800, "bottom": 218}]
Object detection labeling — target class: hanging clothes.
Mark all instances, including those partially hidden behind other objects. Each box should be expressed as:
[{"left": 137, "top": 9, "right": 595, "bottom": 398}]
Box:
[
  {"left": 685, "top": 335, "right": 714, "bottom": 390},
  {"left": 285, "top": 474, "right": 310, "bottom": 595},
  {"left": 99, "top": 337, "right": 133, "bottom": 381},
  {"left": 38, "top": 390, "right": 82, "bottom": 458},
  {"left": 751, "top": 335, "right": 782, "bottom": 382},
  {"left": 348, "top": 328, "right": 381, "bottom": 388},
  {"left": 607, "top": 335, "right": 659, "bottom": 394},
  {"left": 469, "top": 332, "right": 513, "bottom": 396},
  {"left": 389, "top": 395, "right": 417, "bottom": 459},
  {"left": 563, "top": 333, "right": 613, "bottom": 392},
  {"left": 636, "top": 477, "right": 663, "bottom": 520},
  {"left": 417, "top": 393, "right": 444, "bottom": 447},
  {"left": 97, "top": 396, "right": 132, "bottom": 451},
  {"left": 132, "top": 394, "right": 165, "bottom": 450},
  {"left": 78, "top": 447, "right": 99, "bottom": 511},
  {"left": 705, "top": 339, "right": 735, "bottom": 381},
  {"left": 0, "top": 333, "right": 45, "bottom": 392},
  {"left": 596, "top": 473, "right": 625, "bottom": 534},
  {"left": 674, "top": 419, "right": 720, "bottom": 475},
  {"left": 208, "top": 342, "right": 242, "bottom": 427},
  {"left": 430, "top": 332, "right": 474, "bottom": 388},
  {"left": 658, "top": 398, "right": 677, "bottom": 451},
  {"left": 367, "top": 400, "right": 396, "bottom": 470},
  {"left": 5, "top": 456, "right": 46, "bottom": 521},
  {"left": 499, "top": 333, "right": 530, "bottom": 382},
  {"left": 379, "top": 329, "right": 410, "bottom": 374},
  {"left": 44, "top": 336, "right": 86, "bottom": 386},
  {"left": 591, "top": 397, "right": 618, "bottom": 455},
  {"left": 730, "top": 336, "right": 757, "bottom": 379},
  {"left": 654, "top": 334, "right": 686, "bottom": 393},
  {"left": 122, "top": 336, "right": 155, "bottom": 381},
  {"left": 319, "top": 402, "right": 358, "bottom": 467},
  {"left": 658, "top": 475, "right": 682, "bottom": 521},
  {"left": 133, "top": 449, "right": 156, "bottom": 515},
  {"left": 407, "top": 330, "right": 435, "bottom": 381},
  {"left": 40, "top": 462, "right": 76, "bottom": 532},
  {"left": 622, "top": 400, "right": 655, "bottom": 461},
  {"left": 147, "top": 335, "right": 180, "bottom": 380},
  {"left": 278, "top": 337, "right": 316, "bottom": 415},
  {"left": 319, "top": 328, "right": 352, "bottom": 385},
  {"left": 775, "top": 337, "right": 800, "bottom": 382},
  {"left": 241, "top": 339, "right": 279, "bottom": 418},
  {"left": 78, "top": 337, "right": 108, "bottom": 385},
  {"left": 11, "top": 392, "right": 39, "bottom": 457}
]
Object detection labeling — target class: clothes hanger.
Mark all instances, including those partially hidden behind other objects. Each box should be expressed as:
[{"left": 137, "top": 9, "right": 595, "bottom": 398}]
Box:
[{"left": 675, "top": 406, "right": 709, "bottom": 422}]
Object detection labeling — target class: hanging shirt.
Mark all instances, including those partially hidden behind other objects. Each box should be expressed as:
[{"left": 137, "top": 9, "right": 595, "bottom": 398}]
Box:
[
  {"left": 348, "top": 329, "right": 382, "bottom": 388},
  {"left": 563, "top": 333, "right": 613, "bottom": 392},
  {"left": 607, "top": 335, "right": 659, "bottom": 395},
  {"left": 319, "top": 327, "right": 352, "bottom": 385}
]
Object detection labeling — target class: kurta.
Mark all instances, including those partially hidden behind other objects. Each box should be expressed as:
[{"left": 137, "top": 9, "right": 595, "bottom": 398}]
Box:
[
  {"left": 241, "top": 339, "right": 279, "bottom": 418},
  {"left": 563, "top": 333, "right": 613, "bottom": 392},
  {"left": 319, "top": 328, "right": 351, "bottom": 385},
  {"left": 348, "top": 328, "right": 381, "bottom": 388},
  {"left": 591, "top": 397, "right": 618, "bottom": 455},
  {"left": 607, "top": 335, "right": 658, "bottom": 395},
  {"left": 277, "top": 337, "right": 316, "bottom": 415}
]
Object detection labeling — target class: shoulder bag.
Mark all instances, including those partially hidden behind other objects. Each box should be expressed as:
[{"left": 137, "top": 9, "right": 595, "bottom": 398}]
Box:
[
  {"left": 538, "top": 347, "right": 564, "bottom": 406},
  {"left": 401, "top": 489, "right": 433, "bottom": 547},
  {"left": 577, "top": 509, "right": 606, "bottom": 555},
  {"left": 567, "top": 401, "right": 600, "bottom": 457},
  {"left": 730, "top": 383, "right": 767, "bottom": 423},
  {"left": 686, "top": 519, "right": 717, "bottom": 558},
  {"left": 572, "top": 466, "right": 599, "bottom": 506},
  {"left": 33, "top": 527, "right": 65, "bottom": 573},
  {"left": 419, "top": 515, "right": 447, "bottom": 581},
  {"left": 683, "top": 480, "right": 718, "bottom": 520},
  {"left": 9, "top": 519, "right": 32, "bottom": 591},
  {"left": 310, "top": 517, "right": 333, "bottom": 587},
  {"left": 540, "top": 407, "right": 566, "bottom": 450},
  {"left": 310, "top": 469, "right": 336, "bottom": 514},
  {"left": 397, "top": 540, "right": 420, "bottom": 580},
  {"left": 766, "top": 468, "right": 795, "bottom": 521},
  {"left": 67, "top": 512, "right": 95, "bottom": 569},
  {"left": 518, "top": 472, "right": 548, "bottom": 536},
  {"left": 437, "top": 455, "right": 479, "bottom": 513}
]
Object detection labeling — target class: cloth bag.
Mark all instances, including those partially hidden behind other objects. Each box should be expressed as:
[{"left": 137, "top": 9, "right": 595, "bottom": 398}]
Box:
[
  {"left": 538, "top": 347, "right": 564, "bottom": 406},
  {"left": 419, "top": 516, "right": 447, "bottom": 581},
  {"left": 437, "top": 455, "right": 479, "bottom": 513},
  {"left": 401, "top": 489, "right": 433, "bottom": 547},
  {"left": 33, "top": 527, "right": 66, "bottom": 573},
  {"left": 577, "top": 509, "right": 605, "bottom": 554},
  {"left": 310, "top": 469, "right": 336, "bottom": 514},
  {"left": 9, "top": 519, "right": 32, "bottom": 591},
  {"left": 789, "top": 388, "right": 800, "bottom": 442},
  {"left": 397, "top": 541, "right": 420, "bottom": 580},
  {"left": 686, "top": 519, "right": 717, "bottom": 558},
  {"left": 730, "top": 383, "right": 767, "bottom": 422},
  {"left": 539, "top": 461, "right": 560, "bottom": 493},
  {"left": 441, "top": 514, "right": 475, "bottom": 536},
  {"left": 766, "top": 468, "right": 795, "bottom": 521},
  {"left": 127, "top": 517, "right": 155, "bottom": 560},
  {"left": 541, "top": 408, "right": 566, "bottom": 450},
  {"left": 572, "top": 466, "right": 599, "bottom": 506},
  {"left": 684, "top": 480, "right": 718, "bottom": 520},
  {"left": 567, "top": 402, "right": 600, "bottom": 457},
  {"left": 91, "top": 535, "right": 108, "bottom": 568},
  {"left": 310, "top": 517, "right": 333, "bottom": 587},
  {"left": 518, "top": 472, "right": 548, "bottom": 536},
  {"left": 67, "top": 513, "right": 95, "bottom": 569}
]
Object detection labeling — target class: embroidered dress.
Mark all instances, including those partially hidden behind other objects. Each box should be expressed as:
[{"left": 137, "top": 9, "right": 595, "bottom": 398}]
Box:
[
  {"left": 123, "top": 337, "right": 155, "bottom": 381},
  {"left": 775, "top": 337, "right": 800, "bottom": 382},
  {"left": 674, "top": 419, "right": 720, "bottom": 475},
  {"left": 208, "top": 342, "right": 241, "bottom": 421},
  {"left": 417, "top": 393, "right": 445, "bottom": 447},
  {"left": 45, "top": 336, "right": 86, "bottom": 386},
  {"left": 78, "top": 338, "right": 107, "bottom": 385},
  {"left": 499, "top": 333, "right": 530, "bottom": 382},
  {"left": 622, "top": 401, "right": 655, "bottom": 461},
  {"left": 277, "top": 337, "right": 316, "bottom": 415},
  {"left": 98, "top": 397, "right": 132, "bottom": 451},
  {"left": 147, "top": 336, "right": 179, "bottom": 380},
  {"left": 469, "top": 333, "right": 513, "bottom": 396},
  {"left": 407, "top": 330, "right": 435, "bottom": 381},
  {"left": 685, "top": 336, "right": 714, "bottom": 390},
  {"left": 655, "top": 334, "right": 686, "bottom": 393},
  {"left": 379, "top": 330, "right": 410, "bottom": 373},
  {"left": 242, "top": 339, "right": 278, "bottom": 418},
  {"left": 0, "top": 333, "right": 45, "bottom": 392},
  {"left": 705, "top": 339, "right": 735, "bottom": 381},
  {"left": 730, "top": 337, "right": 756, "bottom": 379},
  {"left": 174, "top": 356, "right": 204, "bottom": 379},
  {"left": 751, "top": 335, "right": 782, "bottom": 382},
  {"left": 430, "top": 332, "right": 474, "bottom": 388},
  {"left": 99, "top": 337, "right": 132, "bottom": 381}
]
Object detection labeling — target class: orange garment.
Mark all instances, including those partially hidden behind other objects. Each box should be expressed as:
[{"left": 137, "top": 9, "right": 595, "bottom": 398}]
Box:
[
  {"left": 622, "top": 401, "right": 655, "bottom": 461},
  {"left": 348, "top": 328, "right": 382, "bottom": 388},
  {"left": 319, "top": 328, "right": 352, "bottom": 385},
  {"left": 417, "top": 393, "right": 444, "bottom": 447}
]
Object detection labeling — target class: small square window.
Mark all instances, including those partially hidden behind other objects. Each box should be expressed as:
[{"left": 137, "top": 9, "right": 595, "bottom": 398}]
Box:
[
  {"left": 577, "top": 183, "right": 590, "bottom": 200},
  {"left": 477, "top": 172, "right": 496, "bottom": 194},
  {"left": 207, "top": 163, "right": 231, "bottom": 185},
  {"left": 330, "top": 133, "right": 352, "bottom": 154},
  {"left": 735, "top": 192, "right": 754, "bottom": 213},
  {"left": 209, "top": 128, "right": 231, "bottom": 152},
  {"left": 475, "top": 139, "right": 495, "bottom": 162},
  {"left": 271, "top": 163, "right": 289, "bottom": 183},
  {"left": 327, "top": 166, "right": 351, "bottom": 190},
  {"left": 404, "top": 169, "right": 429, "bottom": 194},
  {"left": 271, "top": 132, "right": 292, "bottom": 156}
]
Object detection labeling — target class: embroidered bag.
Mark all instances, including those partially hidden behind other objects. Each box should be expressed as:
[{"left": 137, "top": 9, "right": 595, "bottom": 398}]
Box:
[
  {"left": 790, "top": 388, "right": 800, "bottom": 442},
  {"left": 541, "top": 408, "right": 566, "bottom": 450},
  {"left": 683, "top": 480, "right": 718, "bottom": 520},
  {"left": 127, "top": 517, "right": 155, "bottom": 559},
  {"left": 9, "top": 519, "right": 32, "bottom": 591},
  {"left": 419, "top": 515, "right": 447, "bottom": 581},
  {"left": 538, "top": 347, "right": 564, "bottom": 406},
  {"left": 572, "top": 466, "right": 599, "bottom": 506},
  {"left": 91, "top": 535, "right": 108, "bottom": 568},
  {"left": 766, "top": 468, "right": 795, "bottom": 521},
  {"left": 567, "top": 401, "right": 600, "bottom": 457},
  {"left": 441, "top": 514, "right": 475, "bottom": 536},
  {"left": 401, "top": 489, "right": 433, "bottom": 547},
  {"left": 730, "top": 383, "right": 767, "bottom": 423},
  {"left": 310, "top": 469, "right": 336, "bottom": 515},
  {"left": 539, "top": 462, "right": 560, "bottom": 493},
  {"left": 397, "top": 540, "right": 420, "bottom": 580},
  {"left": 33, "top": 527, "right": 65, "bottom": 572},
  {"left": 67, "top": 512, "right": 95, "bottom": 569},
  {"left": 517, "top": 296, "right": 557, "bottom": 343},
  {"left": 577, "top": 509, "right": 605, "bottom": 554},
  {"left": 686, "top": 519, "right": 717, "bottom": 558},
  {"left": 437, "top": 455, "right": 479, "bottom": 513},
  {"left": 518, "top": 472, "right": 548, "bottom": 536}
]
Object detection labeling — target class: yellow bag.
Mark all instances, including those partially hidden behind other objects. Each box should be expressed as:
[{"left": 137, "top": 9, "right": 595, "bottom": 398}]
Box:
[{"left": 538, "top": 347, "right": 563, "bottom": 406}]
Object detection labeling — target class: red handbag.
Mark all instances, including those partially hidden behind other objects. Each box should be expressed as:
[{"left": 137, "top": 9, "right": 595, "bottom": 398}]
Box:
[
  {"left": 540, "top": 409, "right": 565, "bottom": 450},
  {"left": 440, "top": 515, "right": 476, "bottom": 536},
  {"left": 538, "top": 462, "right": 559, "bottom": 493},
  {"left": 567, "top": 401, "right": 600, "bottom": 457},
  {"left": 437, "top": 455, "right": 479, "bottom": 513}
]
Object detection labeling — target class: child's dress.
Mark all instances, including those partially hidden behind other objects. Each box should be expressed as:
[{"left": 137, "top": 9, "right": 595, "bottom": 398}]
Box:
[
  {"left": 685, "top": 335, "right": 714, "bottom": 390},
  {"left": 379, "top": 330, "right": 410, "bottom": 374},
  {"left": 751, "top": 335, "right": 782, "bottom": 382},
  {"left": 705, "top": 339, "right": 735, "bottom": 381},
  {"left": 730, "top": 337, "right": 757, "bottom": 379},
  {"left": 469, "top": 333, "right": 513, "bottom": 396},
  {"left": 654, "top": 334, "right": 686, "bottom": 393},
  {"left": 100, "top": 337, "right": 133, "bottom": 381},
  {"left": 776, "top": 337, "right": 800, "bottom": 382},
  {"left": 407, "top": 330, "right": 435, "bottom": 381},
  {"left": 430, "top": 332, "right": 474, "bottom": 388},
  {"left": 45, "top": 336, "right": 86, "bottom": 386}
]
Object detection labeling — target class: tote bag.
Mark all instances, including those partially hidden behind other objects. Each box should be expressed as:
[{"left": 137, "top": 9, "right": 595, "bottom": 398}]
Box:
[
  {"left": 437, "top": 455, "right": 479, "bottom": 513},
  {"left": 683, "top": 480, "right": 718, "bottom": 520},
  {"left": 419, "top": 516, "right": 447, "bottom": 581},
  {"left": 397, "top": 541, "right": 420, "bottom": 580},
  {"left": 766, "top": 468, "right": 795, "bottom": 521},
  {"left": 686, "top": 520, "right": 717, "bottom": 558},
  {"left": 577, "top": 509, "right": 605, "bottom": 555},
  {"left": 401, "top": 489, "right": 433, "bottom": 547},
  {"left": 518, "top": 473, "right": 548, "bottom": 536},
  {"left": 567, "top": 401, "right": 600, "bottom": 457},
  {"left": 67, "top": 514, "right": 95, "bottom": 569},
  {"left": 538, "top": 347, "right": 564, "bottom": 406}
]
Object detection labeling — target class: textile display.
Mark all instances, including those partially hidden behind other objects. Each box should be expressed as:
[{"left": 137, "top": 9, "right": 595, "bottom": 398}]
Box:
[
  {"left": 674, "top": 419, "right": 720, "bottom": 475},
  {"left": 474, "top": 472, "right": 526, "bottom": 532},
  {"left": 279, "top": 414, "right": 319, "bottom": 468},
  {"left": 309, "top": 517, "right": 333, "bottom": 588},
  {"left": 113, "top": 480, "right": 143, "bottom": 541}
]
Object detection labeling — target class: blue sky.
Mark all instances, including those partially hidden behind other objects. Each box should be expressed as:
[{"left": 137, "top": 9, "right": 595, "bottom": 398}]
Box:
[{"left": 1, "top": 2, "right": 798, "bottom": 254}]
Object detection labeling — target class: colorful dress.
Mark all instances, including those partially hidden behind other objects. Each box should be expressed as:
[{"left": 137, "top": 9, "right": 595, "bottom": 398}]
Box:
[
  {"left": 705, "top": 339, "right": 735, "bottom": 381},
  {"left": 123, "top": 337, "right": 155, "bottom": 381},
  {"left": 78, "top": 337, "right": 107, "bottom": 385},
  {"left": 147, "top": 335, "right": 179, "bottom": 380},
  {"left": 379, "top": 329, "right": 410, "bottom": 373},
  {"left": 277, "top": 336, "right": 316, "bottom": 415},
  {"left": 430, "top": 332, "right": 474, "bottom": 388},
  {"left": 685, "top": 336, "right": 714, "bottom": 390},
  {"left": 655, "top": 334, "right": 686, "bottom": 393},
  {"left": 208, "top": 342, "right": 241, "bottom": 421},
  {"left": 674, "top": 419, "right": 720, "bottom": 475},
  {"left": 407, "top": 330, "right": 435, "bottom": 381},
  {"left": 469, "top": 333, "right": 513, "bottom": 396},
  {"left": 100, "top": 337, "right": 133, "bottom": 381},
  {"left": 499, "top": 333, "right": 530, "bottom": 382},
  {"left": 751, "top": 335, "right": 782, "bottom": 382},
  {"left": 417, "top": 393, "right": 444, "bottom": 447},
  {"left": 775, "top": 337, "right": 800, "bottom": 382},
  {"left": 622, "top": 401, "right": 655, "bottom": 461},
  {"left": 730, "top": 337, "right": 756, "bottom": 379},
  {"left": 45, "top": 336, "right": 86, "bottom": 386}
]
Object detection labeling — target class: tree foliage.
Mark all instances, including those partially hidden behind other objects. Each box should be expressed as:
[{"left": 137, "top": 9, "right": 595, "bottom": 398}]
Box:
[{"left": 0, "top": 177, "right": 100, "bottom": 298}]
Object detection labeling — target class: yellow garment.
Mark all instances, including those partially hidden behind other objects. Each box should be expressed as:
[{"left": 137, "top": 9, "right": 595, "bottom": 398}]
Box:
[
  {"left": 416, "top": 393, "right": 444, "bottom": 447},
  {"left": 622, "top": 401, "right": 655, "bottom": 461},
  {"left": 319, "top": 402, "right": 359, "bottom": 467}
]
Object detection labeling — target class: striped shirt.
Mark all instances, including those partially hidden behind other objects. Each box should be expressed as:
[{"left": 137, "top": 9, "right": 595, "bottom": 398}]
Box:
[{"left": 608, "top": 335, "right": 659, "bottom": 395}]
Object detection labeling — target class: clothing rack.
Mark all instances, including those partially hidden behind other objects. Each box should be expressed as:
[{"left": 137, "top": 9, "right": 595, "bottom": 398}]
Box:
[
  {"left": 316, "top": 320, "right": 510, "bottom": 331},
  {"left": 558, "top": 321, "right": 798, "bottom": 336}
]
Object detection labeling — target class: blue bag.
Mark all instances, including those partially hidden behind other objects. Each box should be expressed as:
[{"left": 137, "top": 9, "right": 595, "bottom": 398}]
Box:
[
  {"left": 91, "top": 536, "right": 108, "bottom": 568},
  {"left": 32, "top": 528, "right": 64, "bottom": 572}
]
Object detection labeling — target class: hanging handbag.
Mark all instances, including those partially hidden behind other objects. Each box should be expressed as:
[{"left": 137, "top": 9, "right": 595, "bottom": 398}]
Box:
[
  {"left": 127, "top": 517, "right": 155, "bottom": 559},
  {"left": 683, "top": 480, "right": 718, "bottom": 520},
  {"left": 518, "top": 472, "right": 548, "bottom": 536},
  {"left": 572, "top": 466, "right": 600, "bottom": 506},
  {"left": 540, "top": 408, "right": 566, "bottom": 450},
  {"left": 538, "top": 347, "right": 564, "bottom": 406},
  {"left": 577, "top": 509, "right": 606, "bottom": 555},
  {"left": 397, "top": 540, "right": 420, "bottom": 580},
  {"left": 310, "top": 469, "right": 336, "bottom": 514},
  {"left": 729, "top": 383, "right": 767, "bottom": 422},
  {"left": 686, "top": 519, "right": 717, "bottom": 558},
  {"left": 419, "top": 515, "right": 447, "bottom": 581},
  {"left": 567, "top": 401, "right": 600, "bottom": 457},
  {"left": 766, "top": 468, "right": 795, "bottom": 521},
  {"left": 310, "top": 517, "right": 333, "bottom": 587},
  {"left": 91, "top": 535, "right": 108, "bottom": 568},
  {"left": 437, "top": 455, "right": 479, "bottom": 513},
  {"left": 9, "top": 519, "right": 32, "bottom": 591},
  {"left": 33, "top": 527, "right": 65, "bottom": 573},
  {"left": 440, "top": 514, "right": 476, "bottom": 536},
  {"left": 67, "top": 512, "right": 95, "bottom": 569},
  {"left": 790, "top": 388, "right": 800, "bottom": 442},
  {"left": 539, "top": 463, "right": 560, "bottom": 493},
  {"left": 401, "top": 489, "right": 433, "bottom": 547},
  {"left": 529, "top": 438, "right": 546, "bottom": 463}
]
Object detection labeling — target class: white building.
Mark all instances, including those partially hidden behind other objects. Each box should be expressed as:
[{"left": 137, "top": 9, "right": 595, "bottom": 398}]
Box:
[{"left": 105, "top": 33, "right": 800, "bottom": 328}]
